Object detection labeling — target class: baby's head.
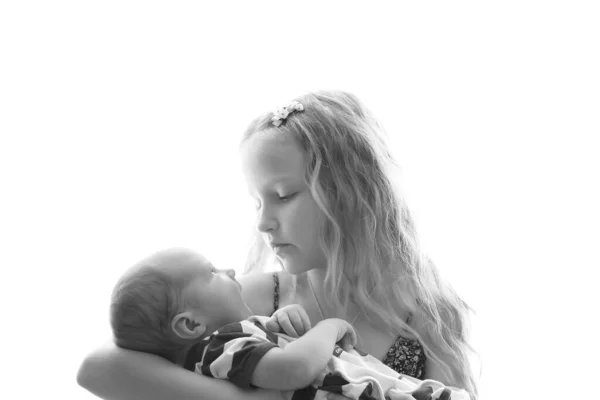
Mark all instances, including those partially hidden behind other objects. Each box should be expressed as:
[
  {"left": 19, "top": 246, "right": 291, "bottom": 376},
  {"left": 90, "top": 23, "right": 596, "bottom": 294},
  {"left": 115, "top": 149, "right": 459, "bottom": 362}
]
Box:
[{"left": 110, "top": 248, "right": 251, "bottom": 364}]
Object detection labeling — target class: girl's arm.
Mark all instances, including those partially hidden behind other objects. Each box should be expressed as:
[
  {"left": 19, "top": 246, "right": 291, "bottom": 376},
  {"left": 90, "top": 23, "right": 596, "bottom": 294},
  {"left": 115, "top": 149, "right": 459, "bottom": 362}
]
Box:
[
  {"left": 77, "top": 273, "right": 281, "bottom": 400},
  {"left": 77, "top": 340, "right": 285, "bottom": 400},
  {"left": 252, "top": 318, "right": 356, "bottom": 390},
  {"left": 77, "top": 271, "right": 353, "bottom": 400}
]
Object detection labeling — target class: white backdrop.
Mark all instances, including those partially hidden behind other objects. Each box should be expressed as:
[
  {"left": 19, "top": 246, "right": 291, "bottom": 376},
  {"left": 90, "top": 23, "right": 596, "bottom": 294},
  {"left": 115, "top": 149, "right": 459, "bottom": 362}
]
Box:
[{"left": 1, "top": 1, "right": 598, "bottom": 399}]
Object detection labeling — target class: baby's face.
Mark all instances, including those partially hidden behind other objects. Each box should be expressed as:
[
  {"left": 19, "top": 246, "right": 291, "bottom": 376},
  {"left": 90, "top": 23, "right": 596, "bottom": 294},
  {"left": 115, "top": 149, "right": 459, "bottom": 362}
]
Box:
[{"left": 176, "top": 250, "right": 252, "bottom": 330}]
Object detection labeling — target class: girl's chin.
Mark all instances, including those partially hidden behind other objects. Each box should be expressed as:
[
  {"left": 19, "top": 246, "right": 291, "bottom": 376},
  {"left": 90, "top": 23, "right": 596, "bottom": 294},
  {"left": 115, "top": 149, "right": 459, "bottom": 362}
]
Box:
[{"left": 281, "top": 261, "right": 311, "bottom": 275}]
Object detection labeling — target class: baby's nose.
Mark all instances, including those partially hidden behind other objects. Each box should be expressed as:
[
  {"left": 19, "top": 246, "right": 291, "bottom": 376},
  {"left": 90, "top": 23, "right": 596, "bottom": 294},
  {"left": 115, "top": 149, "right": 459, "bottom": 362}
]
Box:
[{"left": 224, "top": 269, "right": 236, "bottom": 279}]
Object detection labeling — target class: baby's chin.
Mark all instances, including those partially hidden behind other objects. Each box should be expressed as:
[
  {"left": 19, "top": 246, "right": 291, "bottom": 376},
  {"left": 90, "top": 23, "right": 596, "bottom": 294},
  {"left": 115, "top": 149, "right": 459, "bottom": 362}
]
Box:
[{"left": 221, "top": 302, "right": 253, "bottom": 322}]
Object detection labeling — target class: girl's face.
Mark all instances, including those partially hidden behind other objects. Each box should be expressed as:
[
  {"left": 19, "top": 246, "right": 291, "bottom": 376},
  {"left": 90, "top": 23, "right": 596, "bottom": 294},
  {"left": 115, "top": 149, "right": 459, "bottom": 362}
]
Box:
[{"left": 241, "top": 132, "right": 326, "bottom": 274}]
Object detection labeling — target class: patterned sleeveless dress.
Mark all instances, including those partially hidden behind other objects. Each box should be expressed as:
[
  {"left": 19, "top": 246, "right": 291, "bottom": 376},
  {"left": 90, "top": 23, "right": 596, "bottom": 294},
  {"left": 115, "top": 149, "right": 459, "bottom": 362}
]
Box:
[{"left": 272, "top": 273, "right": 426, "bottom": 379}]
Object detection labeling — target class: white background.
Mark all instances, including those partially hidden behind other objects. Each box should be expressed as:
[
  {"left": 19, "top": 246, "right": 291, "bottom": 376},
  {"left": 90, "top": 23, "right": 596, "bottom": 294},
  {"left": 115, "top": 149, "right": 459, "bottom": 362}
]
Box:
[{"left": 1, "top": 1, "right": 598, "bottom": 399}]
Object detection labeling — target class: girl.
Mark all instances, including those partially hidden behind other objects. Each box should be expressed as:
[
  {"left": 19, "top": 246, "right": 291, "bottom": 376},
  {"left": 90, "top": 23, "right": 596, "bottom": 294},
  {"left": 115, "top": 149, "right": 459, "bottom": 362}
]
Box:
[{"left": 77, "top": 90, "right": 477, "bottom": 400}]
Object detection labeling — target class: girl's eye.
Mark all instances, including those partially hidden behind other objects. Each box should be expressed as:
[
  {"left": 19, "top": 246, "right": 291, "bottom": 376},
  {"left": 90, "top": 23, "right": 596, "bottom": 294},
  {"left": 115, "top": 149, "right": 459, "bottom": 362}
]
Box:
[{"left": 279, "top": 193, "right": 296, "bottom": 202}]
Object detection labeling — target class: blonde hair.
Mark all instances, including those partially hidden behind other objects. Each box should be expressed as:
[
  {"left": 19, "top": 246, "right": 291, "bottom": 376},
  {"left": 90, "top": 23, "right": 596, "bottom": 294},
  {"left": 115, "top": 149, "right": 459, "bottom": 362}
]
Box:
[{"left": 242, "top": 90, "right": 478, "bottom": 398}]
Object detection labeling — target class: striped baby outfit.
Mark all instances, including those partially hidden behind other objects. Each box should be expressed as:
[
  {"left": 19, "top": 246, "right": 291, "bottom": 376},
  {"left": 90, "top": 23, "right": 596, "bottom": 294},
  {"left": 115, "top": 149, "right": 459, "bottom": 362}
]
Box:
[{"left": 184, "top": 316, "right": 469, "bottom": 400}]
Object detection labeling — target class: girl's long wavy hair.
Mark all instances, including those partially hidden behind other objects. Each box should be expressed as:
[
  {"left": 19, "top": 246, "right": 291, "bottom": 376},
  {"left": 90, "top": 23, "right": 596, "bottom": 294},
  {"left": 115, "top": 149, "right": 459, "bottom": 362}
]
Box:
[{"left": 241, "top": 90, "right": 478, "bottom": 399}]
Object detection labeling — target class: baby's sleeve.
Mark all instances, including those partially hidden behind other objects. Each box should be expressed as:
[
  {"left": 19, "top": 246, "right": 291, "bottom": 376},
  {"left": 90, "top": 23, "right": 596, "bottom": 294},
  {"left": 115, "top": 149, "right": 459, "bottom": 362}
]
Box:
[{"left": 194, "top": 320, "right": 279, "bottom": 389}]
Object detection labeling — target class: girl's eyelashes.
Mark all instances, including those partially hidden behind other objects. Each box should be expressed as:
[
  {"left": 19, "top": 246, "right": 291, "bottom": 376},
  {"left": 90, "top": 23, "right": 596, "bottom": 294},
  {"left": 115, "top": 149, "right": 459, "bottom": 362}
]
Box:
[
  {"left": 278, "top": 192, "right": 297, "bottom": 202},
  {"left": 251, "top": 191, "right": 297, "bottom": 210}
]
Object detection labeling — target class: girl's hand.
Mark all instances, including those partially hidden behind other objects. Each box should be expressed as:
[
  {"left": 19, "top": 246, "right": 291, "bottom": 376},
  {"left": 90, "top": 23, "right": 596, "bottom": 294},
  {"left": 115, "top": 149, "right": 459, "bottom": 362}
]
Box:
[
  {"left": 266, "top": 304, "right": 312, "bottom": 337},
  {"left": 318, "top": 318, "right": 357, "bottom": 352}
]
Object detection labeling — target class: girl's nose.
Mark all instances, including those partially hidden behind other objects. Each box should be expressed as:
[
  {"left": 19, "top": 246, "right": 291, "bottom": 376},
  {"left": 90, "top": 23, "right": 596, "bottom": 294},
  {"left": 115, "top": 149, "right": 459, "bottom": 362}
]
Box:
[{"left": 256, "top": 206, "right": 278, "bottom": 233}]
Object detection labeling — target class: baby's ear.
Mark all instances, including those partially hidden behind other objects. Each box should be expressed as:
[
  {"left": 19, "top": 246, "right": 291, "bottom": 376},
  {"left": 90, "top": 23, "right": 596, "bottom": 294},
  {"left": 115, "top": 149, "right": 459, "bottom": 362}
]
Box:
[{"left": 171, "top": 311, "right": 207, "bottom": 340}]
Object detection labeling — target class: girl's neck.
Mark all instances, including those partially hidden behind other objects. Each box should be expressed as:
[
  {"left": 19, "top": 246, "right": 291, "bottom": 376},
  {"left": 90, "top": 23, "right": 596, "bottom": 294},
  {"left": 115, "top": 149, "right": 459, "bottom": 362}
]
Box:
[
  {"left": 305, "top": 268, "right": 361, "bottom": 324},
  {"left": 306, "top": 268, "right": 327, "bottom": 286}
]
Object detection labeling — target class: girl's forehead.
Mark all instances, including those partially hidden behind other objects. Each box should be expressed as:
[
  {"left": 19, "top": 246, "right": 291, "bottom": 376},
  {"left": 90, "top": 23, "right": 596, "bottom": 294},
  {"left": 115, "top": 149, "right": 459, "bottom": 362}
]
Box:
[
  {"left": 243, "top": 130, "right": 299, "bottom": 153},
  {"left": 241, "top": 132, "right": 306, "bottom": 181}
]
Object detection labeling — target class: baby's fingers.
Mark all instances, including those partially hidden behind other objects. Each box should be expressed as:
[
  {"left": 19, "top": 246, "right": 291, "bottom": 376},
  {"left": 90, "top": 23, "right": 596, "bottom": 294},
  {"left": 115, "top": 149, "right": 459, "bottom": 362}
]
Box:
[
  {"left": 276, "top": 312, "right": 299, "bottom": 337},
  {"left": 265, "top": 316, "right": 282, "bottom": 332},
  {"left": 289, "top": 307, "right": 311, "bottom": 336}
]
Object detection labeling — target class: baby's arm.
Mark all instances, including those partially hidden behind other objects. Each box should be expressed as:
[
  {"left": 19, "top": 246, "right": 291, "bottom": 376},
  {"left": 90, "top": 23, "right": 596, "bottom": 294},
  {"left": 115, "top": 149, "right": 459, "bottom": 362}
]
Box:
[{"left": 251, "top": 318, "right": 356, "bottom": 391}]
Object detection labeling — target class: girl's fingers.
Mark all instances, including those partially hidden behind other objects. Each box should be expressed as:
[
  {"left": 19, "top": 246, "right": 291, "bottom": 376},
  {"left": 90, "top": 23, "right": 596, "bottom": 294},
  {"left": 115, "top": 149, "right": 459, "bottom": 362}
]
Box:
[
  {"left": 339, "top": 335, "right": 352, "bottom": 352},
  {"left": 349, "top": 327, "right": 357, "bottom": 346},
  {"left": 341, "top": 340, "right": 354, "bottom": 352},
  {"left": 339, "top": 324, "right": 357, "bottom": 351}
]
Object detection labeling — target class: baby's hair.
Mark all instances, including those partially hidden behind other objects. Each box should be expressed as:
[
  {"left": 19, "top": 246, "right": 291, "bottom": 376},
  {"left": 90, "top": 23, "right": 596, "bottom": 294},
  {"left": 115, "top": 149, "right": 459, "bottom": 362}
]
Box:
[
  {"left": 242, "top": 90, "right": 478, "bottom": 399},
  {"left": 110, "top": 251, "right": 197, "bottom": 365}
]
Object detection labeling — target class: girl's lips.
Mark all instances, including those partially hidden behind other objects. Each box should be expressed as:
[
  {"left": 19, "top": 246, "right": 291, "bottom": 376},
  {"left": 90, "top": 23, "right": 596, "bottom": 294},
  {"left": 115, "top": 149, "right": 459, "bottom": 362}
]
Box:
[{"left": 273, "top": 244, "right": 290, "bottom": 254}]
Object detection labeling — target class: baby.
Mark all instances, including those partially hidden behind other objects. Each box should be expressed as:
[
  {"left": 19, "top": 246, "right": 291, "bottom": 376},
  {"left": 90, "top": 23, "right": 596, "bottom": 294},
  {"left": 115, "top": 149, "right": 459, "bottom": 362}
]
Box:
[{"left": 110, "top": 248, "right": 469, "bottom": 400}]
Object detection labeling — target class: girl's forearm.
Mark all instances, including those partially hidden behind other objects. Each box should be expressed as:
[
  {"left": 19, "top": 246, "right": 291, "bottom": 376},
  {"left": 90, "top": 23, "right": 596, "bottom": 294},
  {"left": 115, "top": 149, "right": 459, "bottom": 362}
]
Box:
[
  {"left": 77, "top": 340, "right": 284, "bottom": 400},
  {"left": 280, "top": 321, "right": 339, "bottom": 384}
]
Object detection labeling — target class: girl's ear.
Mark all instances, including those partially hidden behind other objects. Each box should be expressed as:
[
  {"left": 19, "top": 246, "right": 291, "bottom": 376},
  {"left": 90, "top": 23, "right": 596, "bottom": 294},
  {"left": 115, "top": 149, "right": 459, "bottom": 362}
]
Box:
[{"left": 171, "top": 311, "right": 207, "bottom": 340}]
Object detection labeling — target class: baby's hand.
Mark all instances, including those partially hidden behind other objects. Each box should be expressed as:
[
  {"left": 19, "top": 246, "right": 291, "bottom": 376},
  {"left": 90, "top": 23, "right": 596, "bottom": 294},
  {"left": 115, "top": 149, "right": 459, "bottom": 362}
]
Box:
[{"left": 266, "top": 304, "right": 312, "bottom": 337}]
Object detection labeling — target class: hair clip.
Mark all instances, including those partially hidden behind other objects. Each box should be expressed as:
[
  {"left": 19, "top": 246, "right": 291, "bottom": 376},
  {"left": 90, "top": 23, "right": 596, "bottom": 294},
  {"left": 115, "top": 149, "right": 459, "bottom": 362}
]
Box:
[{"left": 271, "top": 101, "right": 304, "bottom": 127}]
